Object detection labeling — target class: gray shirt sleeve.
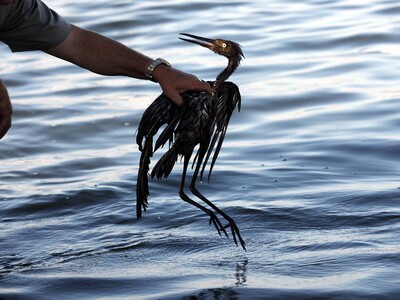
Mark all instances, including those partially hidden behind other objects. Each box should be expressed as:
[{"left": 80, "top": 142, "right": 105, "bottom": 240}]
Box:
[{"left": 0, "top": 0, "right": 71, "bottom": 52}]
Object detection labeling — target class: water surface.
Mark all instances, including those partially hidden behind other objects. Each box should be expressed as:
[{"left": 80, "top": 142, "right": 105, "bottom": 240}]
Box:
[{"left": 1, "top": 0, "right": 400, "bottom": 299}]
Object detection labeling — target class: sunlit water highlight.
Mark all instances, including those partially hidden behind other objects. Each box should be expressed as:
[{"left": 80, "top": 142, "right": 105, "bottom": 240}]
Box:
[{"left": 1, "top": 0, "right": 400, "bottom": 299}]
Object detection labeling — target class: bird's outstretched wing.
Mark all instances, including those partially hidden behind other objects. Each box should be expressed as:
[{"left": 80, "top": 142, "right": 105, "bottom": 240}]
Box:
[
  {"left": 200, "top": 81, "right": 241, "bottom": 182},
  {"left": 136, "top": 94, "right": 179, "bottom": 218}
]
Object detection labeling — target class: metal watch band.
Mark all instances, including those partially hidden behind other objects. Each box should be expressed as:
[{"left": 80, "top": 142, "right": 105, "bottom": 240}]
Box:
[{"left": 145, "top": 58, "right": 171, "bottom": 82}]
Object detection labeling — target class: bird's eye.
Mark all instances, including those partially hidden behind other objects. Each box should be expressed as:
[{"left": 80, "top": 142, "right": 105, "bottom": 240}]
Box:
[{"left": 222, "top": 43, "right": 227, "bottom": 48}]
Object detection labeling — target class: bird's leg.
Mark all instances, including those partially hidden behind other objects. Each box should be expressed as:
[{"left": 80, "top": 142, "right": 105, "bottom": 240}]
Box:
[
  {"left": 178, "top": 151, "right": 226, "bottom": 236},
  {"left": 189, "top": 145, "right": 246, "bottom": 250}
]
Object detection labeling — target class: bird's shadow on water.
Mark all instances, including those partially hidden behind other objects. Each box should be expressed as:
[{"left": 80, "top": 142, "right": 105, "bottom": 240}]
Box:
[{"left": 179, "top": 259, "right": 248, "bottom": 300}]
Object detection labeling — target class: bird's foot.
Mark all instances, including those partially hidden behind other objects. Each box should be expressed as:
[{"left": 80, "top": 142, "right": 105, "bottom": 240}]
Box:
[
  {"left": 223, "top": 218, "right": 246, "bottom": 251},
  {"left": 206, "top": 210, "right": 229, "bottom": 238}
]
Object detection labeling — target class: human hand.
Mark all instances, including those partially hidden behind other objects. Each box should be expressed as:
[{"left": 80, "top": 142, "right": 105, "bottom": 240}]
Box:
[
  {"left": 153, "top": 65, "right": 211, "bottom": 106},
  {"left": 0, "top": 82, "right": 12, "bottom": 139}
]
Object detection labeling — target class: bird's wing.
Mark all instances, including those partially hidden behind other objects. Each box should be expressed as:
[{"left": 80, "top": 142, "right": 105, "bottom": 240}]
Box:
[
  {"left": 201, "top": 82, "right": 241, "bottom": 182},
  {"left": 136, "top": 93, "right": 179, "bottom": 219},
  {"left": 136, "top": 93, "right": 179, "bottom": 151}
]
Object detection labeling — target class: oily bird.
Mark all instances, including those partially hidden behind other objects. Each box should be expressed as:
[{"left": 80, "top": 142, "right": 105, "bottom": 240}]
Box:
[{"left": 136, "top": 33, "right": 245, "bottom": 250}]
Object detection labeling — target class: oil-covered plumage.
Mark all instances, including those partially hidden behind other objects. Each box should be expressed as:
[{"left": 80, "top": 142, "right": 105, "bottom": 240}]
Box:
[{"left": 136, "top": 33, "right": 245, "bottom": 250}]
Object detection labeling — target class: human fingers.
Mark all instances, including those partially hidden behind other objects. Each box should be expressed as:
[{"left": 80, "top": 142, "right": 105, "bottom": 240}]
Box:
[
  {"left": 180, "top": 79, "right": 211, "bottom": 94},
  {"left": 163, "top": 86, "right": 184, "bottom": 106}
]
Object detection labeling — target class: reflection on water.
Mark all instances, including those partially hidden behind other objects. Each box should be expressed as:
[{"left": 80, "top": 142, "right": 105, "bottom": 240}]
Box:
[
  {"left": 181, "top": 288, "right": 239, "bottom": 300},
  {"left": 2, "top": 0, "right": 400, "bottom": 299},
  {"left": 178, "top": 260, "right": 246, "bottom": 299},
  {"left": 235, "top": 259, "right": 248, "bottom": 287}
]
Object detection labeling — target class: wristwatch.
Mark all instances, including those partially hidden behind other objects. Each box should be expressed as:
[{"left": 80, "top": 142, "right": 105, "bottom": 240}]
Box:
[{"left": 145, "top": 58, "right": 171, "bottom": 82}]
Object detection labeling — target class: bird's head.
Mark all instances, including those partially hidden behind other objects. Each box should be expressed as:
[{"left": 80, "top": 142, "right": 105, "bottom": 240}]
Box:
[{"left": 179, "top": 33, "right": 244, "bottom": 62}]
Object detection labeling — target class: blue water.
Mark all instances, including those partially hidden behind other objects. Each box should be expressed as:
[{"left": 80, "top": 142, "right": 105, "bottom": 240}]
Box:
[{"left": 2, "top": 0, "right": 400, "bottom": 299}]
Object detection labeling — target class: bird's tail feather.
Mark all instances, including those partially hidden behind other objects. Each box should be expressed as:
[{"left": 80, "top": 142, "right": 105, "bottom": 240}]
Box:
[
  {"left": 136, "top": 137, "right": 153, "bottom": 219},
  {"left": 151, "top": 147, "right": 178, "bottom": 180}
]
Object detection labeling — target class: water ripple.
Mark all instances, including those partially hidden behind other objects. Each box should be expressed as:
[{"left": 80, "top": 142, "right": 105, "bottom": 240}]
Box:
[{"left": 2, "top": 0, "right": 400, "bottom": 298}]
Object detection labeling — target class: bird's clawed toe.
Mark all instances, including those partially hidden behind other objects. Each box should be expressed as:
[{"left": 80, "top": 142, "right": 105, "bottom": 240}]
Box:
[
  {"left": 222, "top": 219, "right": 246, "bottom": 251},
  {"left": 207, "top": 210, "right": 228, "bottom": 237},
  {"left": 205, "top": 211, "right": 246, "bottom": 250}
]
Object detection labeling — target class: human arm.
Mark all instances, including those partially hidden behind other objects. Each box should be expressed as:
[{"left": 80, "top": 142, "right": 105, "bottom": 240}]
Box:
[
  {"left": 45, "top": 25, "right": 211, "bottom": 106},
  {"left": 0, "top": 80, "right": 13, "bottom": 139}
]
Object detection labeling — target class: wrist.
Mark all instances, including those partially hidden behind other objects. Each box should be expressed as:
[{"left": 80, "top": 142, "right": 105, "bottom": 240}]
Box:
[
  {"left": 152, "top": 64, "right": 172, "bottom": 84},
  {"left": 145, "top": 58, "right": 171, "bottom": 82}
]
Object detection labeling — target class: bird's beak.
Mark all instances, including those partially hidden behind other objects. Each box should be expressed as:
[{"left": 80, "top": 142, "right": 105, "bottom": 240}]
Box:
[{"left": 179, "top": 33, "right": 216, "bottom": 50}]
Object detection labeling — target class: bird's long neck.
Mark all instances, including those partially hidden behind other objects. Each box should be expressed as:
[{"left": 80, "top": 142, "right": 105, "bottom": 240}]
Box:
[{"left": 212, "top": 58, "right": 240, "bottom": 94}]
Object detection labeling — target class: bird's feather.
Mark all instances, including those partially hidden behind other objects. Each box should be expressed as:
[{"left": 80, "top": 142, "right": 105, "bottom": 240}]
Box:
[
  {"left": 201, "top": 82, "right": 241, "bottom": 182},
  {"left": 135, "top": 93, "right": 179, "bottom": 218},
  {"left": 136, "top": 81, "right": 240, "bottom": 217}
]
